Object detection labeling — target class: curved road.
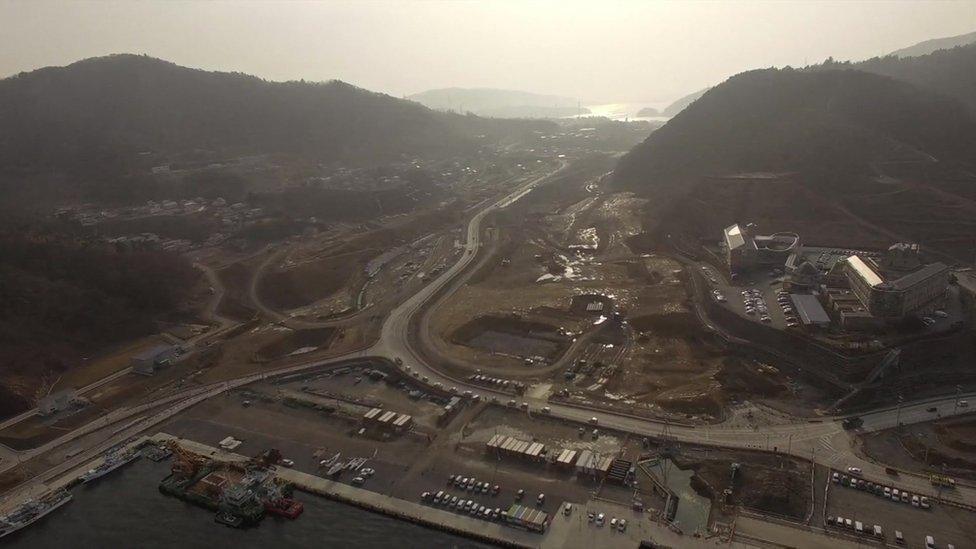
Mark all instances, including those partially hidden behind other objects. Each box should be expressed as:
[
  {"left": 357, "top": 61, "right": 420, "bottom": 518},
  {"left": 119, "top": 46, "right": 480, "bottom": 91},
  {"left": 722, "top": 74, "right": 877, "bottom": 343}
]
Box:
[{"left": 6, "top": 161, "right": 976, "bottom": 512}]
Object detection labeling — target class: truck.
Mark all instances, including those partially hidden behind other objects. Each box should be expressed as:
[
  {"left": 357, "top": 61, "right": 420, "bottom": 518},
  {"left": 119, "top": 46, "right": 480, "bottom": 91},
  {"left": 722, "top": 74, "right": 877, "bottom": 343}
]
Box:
[{"left": 931, "top": 474, "right": 956, "bottom": 489}]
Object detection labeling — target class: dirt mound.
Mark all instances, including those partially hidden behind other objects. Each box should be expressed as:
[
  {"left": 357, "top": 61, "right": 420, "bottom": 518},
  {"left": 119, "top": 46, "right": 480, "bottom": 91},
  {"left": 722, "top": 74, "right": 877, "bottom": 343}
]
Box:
[
  {"left": 257, "top": 327, "right": 339, "bottom": 360},
  {"left": 691, "top": 456, "right": 811, "bottom": 520},
  {"left": 936, "top": 420, "right": 976, "bottom": 452},
  {"left": 654, "top": 391, "right": 723, "bottom": 417},
  {"left": 260, "top": 250, "right": 371, "bottom": 310},
  {"left": 630, "top": 312, "right": 701, "bottom": 337},
  {"left": 216, "top": 262, "right": 258, "bottom": 321},
  {"left": 714, "top": 358, "right": 785, "bottom": 398}
]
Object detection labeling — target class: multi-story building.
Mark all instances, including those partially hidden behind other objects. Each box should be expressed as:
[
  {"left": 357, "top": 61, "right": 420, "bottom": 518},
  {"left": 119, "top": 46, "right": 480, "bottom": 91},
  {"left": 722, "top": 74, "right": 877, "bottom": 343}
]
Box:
[
  {"left": 843, "top": 244, "right": 948, "bottom": 321},
  {"left": 722, "top": 223, "right": 800, "bottom": 275}
]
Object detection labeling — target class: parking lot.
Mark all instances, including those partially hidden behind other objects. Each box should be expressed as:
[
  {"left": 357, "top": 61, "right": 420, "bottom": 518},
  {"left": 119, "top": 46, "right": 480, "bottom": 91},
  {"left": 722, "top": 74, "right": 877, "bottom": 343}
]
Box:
[
  {"left": 701, "top": 262, "right": 794, "bottom": 330},
  {"left": 826, "top": 469, "right": 976, "bottom": 547},
  {"left": 419, "top": 475, "right": 524, "bottom": 525}
]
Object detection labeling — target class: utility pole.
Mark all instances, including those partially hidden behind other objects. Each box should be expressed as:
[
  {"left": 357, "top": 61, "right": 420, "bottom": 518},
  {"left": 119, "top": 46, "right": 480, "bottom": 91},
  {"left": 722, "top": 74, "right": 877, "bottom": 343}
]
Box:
[{"left": 895, "top": 394, "right": 904, "bottom": 429}]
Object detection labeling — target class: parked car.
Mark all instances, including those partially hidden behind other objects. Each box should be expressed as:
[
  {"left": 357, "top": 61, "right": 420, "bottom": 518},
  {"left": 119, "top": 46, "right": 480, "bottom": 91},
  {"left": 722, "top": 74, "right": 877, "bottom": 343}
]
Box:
[{"left": 847, "top": 466, "right": 862, "bottom": 476}]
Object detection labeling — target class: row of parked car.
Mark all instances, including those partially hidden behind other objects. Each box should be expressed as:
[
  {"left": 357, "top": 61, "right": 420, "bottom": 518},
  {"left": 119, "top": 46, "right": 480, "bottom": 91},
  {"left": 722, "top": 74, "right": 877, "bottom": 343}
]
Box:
[
  {"left": 826, "top": 516, "right": 886, "bottom": 540},
  {"left": 421, "top": 490, "right": 504, "bottom": 521},
  {"left": 833, "top": 469, "right": 932, "bottom": 509},
  {"left": 741, "top": 288, "right": 772, "bottom": 323},
  {"left": 447, "top": 474, "right": 501, "bottom": 496},
  {"left": 584, "top": 509, "right": 627, "bottom": 531},
  {"left": 774, "top": 290, "right": 800, "bottom": 328}
]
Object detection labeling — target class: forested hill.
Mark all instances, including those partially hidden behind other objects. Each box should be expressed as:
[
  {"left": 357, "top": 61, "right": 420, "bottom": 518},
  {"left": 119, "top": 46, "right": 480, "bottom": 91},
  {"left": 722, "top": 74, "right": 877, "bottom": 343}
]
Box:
[
  {"left": 0, "top": 54, "right": 553, "bottom": 171},
  {"left": 888, "top": 30, "right": 976, "bottom": 58},
  {"left": 613, "top": 67, "right": 976, "bottom": 203},
  {"left": 815, "top": 43, "right": 976, "bottom": 113}
]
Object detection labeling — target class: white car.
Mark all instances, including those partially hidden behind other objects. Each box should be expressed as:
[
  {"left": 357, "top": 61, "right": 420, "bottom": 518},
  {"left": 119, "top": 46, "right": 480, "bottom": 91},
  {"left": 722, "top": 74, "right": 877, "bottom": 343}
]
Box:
[
  {"left": 847, "top": 466, "right": 862, "bottom": 476},
  {"left": 596, "top": 513, "right": 605, "bottom": 526}
]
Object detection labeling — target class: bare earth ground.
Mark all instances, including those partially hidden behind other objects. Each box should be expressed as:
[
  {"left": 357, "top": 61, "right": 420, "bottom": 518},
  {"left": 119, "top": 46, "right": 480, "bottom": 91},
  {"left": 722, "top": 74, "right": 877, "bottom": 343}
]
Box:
[
  {"left": 429, "top": 167, "right": 804, "bottom": 421},
  {"left": 860, "top": 413, "right": 976, "bottom": 481}
]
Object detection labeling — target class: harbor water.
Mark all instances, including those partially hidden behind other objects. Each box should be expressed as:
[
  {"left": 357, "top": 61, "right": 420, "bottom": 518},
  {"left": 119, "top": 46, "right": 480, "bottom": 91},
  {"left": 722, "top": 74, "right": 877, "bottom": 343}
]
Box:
[{"left": 4, "top": 458, "right": 493, "bottom": 548}]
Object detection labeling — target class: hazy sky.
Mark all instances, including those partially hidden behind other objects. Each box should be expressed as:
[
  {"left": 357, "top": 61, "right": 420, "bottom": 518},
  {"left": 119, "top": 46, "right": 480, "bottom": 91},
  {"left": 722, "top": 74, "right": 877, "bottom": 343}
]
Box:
[{"left": 1, "top": 1, "right": 974, "bottom": 104}]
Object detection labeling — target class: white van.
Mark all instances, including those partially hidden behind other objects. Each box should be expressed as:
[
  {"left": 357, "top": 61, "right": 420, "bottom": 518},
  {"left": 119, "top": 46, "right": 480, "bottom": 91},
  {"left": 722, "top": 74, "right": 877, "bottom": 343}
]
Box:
[
  {"left": 925, "top": 535, "right": 936, "bottom": 549},
  {"left": 855, "top": 521, "right": 864, "bottom": 534},
  {"left": 873, "top": 525, "right": 883, "bottom": 538},
  {"left": 894, "top": 530, "right": 904, "bottom": 545}
]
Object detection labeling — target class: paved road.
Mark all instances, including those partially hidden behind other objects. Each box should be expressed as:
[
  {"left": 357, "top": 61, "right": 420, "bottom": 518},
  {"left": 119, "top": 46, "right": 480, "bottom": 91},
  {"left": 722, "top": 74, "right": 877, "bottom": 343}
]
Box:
[{"left": 5, "top": 160, "right": 976, "bottom": 516}]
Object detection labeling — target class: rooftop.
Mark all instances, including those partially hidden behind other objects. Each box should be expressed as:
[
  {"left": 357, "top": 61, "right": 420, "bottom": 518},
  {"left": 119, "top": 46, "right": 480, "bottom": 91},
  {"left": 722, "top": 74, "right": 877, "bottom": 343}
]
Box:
[
  {"left": 790, "top": 294, "right": 831, "bottom": 325},
  {"left": 846, "top": 255, "right": 883, "bottom": 287},
  {"left": 724, "top": 224, "right": 748, "bottom": 250},
  {"left": 888, "top": 262, "right": 948, "bottom": 290}
]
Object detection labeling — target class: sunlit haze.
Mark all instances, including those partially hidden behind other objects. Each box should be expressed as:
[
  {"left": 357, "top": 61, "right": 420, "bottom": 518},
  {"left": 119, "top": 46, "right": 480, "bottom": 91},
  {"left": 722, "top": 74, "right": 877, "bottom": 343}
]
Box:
[{"left": 1, "top": 0, "right": 973, "bottom": 103}]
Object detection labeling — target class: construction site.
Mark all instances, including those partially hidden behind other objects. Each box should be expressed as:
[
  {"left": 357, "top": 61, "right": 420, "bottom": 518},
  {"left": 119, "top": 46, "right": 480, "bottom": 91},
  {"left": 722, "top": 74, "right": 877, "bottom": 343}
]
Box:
[{"left": 2, "top": 147, "right": 976, "bottom": 549}]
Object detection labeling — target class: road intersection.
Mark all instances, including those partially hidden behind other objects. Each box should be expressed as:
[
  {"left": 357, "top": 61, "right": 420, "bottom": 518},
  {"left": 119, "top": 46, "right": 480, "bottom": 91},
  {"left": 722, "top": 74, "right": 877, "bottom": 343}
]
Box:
[{"left": 4, "top": 161, "right": 975, "bottom": 514}]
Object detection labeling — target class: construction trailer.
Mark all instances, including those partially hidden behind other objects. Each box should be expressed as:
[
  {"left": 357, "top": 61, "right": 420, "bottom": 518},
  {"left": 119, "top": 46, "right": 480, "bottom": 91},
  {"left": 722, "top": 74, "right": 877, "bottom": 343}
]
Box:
[
  {"left": 486, "top": 435, "right": 547, "bottom": 462},
  {"left": 505, "top": 504, "right": 548, "bottom": 532},
  {"left": 554, "top": 448, "right": 579, "bottom": 469},
  {"left": 575, "top": 449, "right": 613, "bottom": 479}
]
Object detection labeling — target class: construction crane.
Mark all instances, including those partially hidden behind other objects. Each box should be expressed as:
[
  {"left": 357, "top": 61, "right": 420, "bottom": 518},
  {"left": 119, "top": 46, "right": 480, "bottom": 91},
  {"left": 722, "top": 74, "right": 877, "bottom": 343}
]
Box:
[{"left": 167, "top": 441, "right": 209, "bottom": 478}]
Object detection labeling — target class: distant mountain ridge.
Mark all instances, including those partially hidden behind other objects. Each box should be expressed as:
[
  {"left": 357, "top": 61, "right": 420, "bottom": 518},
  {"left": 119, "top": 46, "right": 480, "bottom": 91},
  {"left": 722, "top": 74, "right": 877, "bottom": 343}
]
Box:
[
  {"left": 408, "top": 87, "right": 587, "bottom": 118},
  {"left": 0, "top": 55, "right": 553, "bottom": 172},
  {"left": 889, "top": 30, "right": 976, "bottom": 58},
  {"left": 661, "top": 88, "right": 710, "bottom": 117},
  {"left": 818, "top": 42, "right": 976, "bottom": 113}
]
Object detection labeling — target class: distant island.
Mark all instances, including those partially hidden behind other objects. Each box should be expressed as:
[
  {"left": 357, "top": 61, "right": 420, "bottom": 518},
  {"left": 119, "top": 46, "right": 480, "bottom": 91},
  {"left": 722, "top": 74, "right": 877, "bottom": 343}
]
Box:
[{"left": 636, "top": 107, "right": 659, "bottom": 117}]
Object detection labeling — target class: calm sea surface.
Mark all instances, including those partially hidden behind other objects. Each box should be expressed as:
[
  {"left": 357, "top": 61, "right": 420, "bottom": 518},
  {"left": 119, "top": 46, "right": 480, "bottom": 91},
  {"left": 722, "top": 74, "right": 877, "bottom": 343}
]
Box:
[{"left": 5, "top": 459, "right": 494, "bottom": 549}]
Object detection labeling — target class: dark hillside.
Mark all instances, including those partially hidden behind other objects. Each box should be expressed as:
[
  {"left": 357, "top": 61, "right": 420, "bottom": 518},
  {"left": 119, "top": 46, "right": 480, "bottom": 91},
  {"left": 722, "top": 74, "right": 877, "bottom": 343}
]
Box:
[
  {"left": 816, "top": 43, "right": 976, "bottom": 113},
  {"left": 0, "top": 222, "right": 199, "bottom": 412},
  {"left": 0, "top": 54, "right": 552, "bottom": 174},
  {"left": 612, "top": 67, "right": 976, "bottom": 260}
]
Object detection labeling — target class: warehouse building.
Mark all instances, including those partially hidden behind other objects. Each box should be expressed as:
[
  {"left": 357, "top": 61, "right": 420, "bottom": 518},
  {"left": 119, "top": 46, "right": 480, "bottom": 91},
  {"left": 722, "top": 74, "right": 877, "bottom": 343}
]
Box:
[
  {"left": 789, "top": 293, "right": 831, "bottom": 328},
  {"left": 38, "top": 389, "right": 81, "bottom": 416},
  {"left": 131, "top": 344, "right": 180, "bottom": 376}
]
